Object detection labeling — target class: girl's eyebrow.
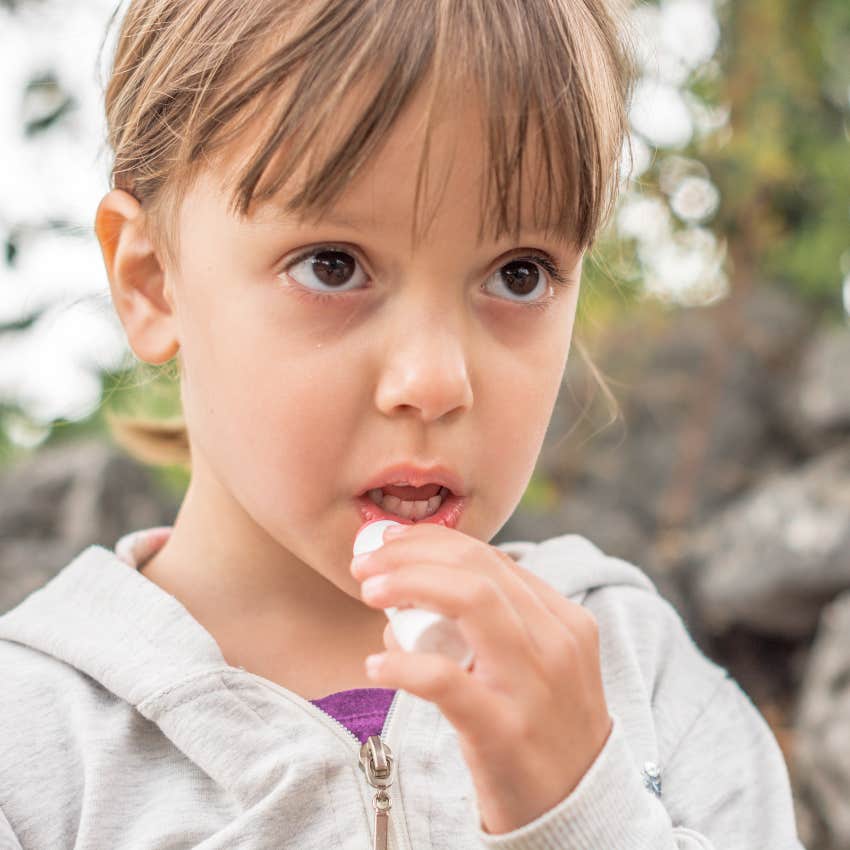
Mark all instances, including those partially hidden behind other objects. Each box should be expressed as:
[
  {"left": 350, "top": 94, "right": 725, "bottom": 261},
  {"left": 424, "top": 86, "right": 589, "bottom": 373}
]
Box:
[
  {"left": 296, "top": 210, "right": 570, "bottom": 247},
  {"left": 270, "top": 204, "right": 576, "bottom": 251}
]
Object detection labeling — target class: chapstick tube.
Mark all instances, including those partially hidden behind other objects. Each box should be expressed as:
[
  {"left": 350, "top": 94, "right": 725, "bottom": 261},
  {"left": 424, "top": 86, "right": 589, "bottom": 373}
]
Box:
[{"left": 353, "top": 519, "right": 475, "bottom": 670}]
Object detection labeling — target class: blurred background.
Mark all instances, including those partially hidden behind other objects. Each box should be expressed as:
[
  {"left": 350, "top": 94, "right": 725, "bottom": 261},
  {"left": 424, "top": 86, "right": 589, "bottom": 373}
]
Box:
[{"left": 1, "top": 0, "right": 848, "bottom": 846}]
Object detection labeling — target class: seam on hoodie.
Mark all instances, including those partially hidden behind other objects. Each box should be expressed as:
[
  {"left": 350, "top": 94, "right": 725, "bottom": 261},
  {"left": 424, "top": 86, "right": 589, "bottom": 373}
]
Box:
[
  {"left": 137, "top": 667, "right": 246, "bottom": 713},
  {"left": 665, "top": 671, "right": 731, "bottom": 766},
  {"left": 221, "top": 674, "right": 351, "bottom": 850},
  {"left": 0, "top": 802, "right": 23, "bottom": 850}
]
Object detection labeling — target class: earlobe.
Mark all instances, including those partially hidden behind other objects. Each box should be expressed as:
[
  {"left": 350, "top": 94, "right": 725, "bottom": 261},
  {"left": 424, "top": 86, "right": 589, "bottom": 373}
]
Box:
[{"left": 94, "top": 189, "right": 179, "bottom": 365}]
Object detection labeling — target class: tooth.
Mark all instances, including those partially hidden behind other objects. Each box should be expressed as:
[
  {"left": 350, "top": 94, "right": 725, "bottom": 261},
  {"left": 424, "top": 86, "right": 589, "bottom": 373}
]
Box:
[
  {"left": 367, "top": 489, "right": 446, "bottom": 520},
  {"left": 410, "top": 499, "right": 430, "bottom": 520},
  {"left": 381, "top": 494, "right": 411, "bottom": 518}
]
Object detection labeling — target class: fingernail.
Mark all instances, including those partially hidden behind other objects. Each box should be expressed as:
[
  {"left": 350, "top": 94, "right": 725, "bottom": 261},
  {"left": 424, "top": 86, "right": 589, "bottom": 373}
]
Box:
[
  {"left": 382, "top": 524, "right": 409, "bottom": 540},
  {"left": 365, "top": 653, "right": 385, "bottom": 676}
]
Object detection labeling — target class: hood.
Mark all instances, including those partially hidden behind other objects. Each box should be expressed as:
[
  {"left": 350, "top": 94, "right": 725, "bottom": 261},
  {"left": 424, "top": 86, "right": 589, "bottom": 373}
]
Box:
[{"left": 0, "top": 529, "right": 657, "bottom": 709}]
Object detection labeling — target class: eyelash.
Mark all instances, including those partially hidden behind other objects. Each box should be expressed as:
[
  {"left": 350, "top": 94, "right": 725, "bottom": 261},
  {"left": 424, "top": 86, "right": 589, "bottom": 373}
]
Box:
[{"left": 281, "top": 245, "right": 573, "bottom": 312}]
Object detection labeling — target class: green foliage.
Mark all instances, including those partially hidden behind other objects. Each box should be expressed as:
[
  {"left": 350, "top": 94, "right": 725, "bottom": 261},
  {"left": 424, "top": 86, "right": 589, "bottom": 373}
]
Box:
[
  {"left": 520, "top": 471, "right": 562, "bottom": 514},
  {"left": 703, "top": 0, "right": 850, "bottom": 313}
]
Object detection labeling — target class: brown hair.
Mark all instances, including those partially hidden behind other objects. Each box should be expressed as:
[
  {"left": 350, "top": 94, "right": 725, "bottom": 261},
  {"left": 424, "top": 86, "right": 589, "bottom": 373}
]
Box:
[{"left": 101, "top": 0, "right": 637, "bottom": 467}]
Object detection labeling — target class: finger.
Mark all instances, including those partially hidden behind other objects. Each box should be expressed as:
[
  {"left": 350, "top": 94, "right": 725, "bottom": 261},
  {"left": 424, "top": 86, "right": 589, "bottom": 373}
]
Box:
[
  {"left": 386, "top": 529, "right": 597, "bottom": 664},
  {"left": 363, "top": 528, "right": 573, "bottom": 662},
  {"left": 497, "top": 553, "right": 602, "bottom": 666},
  {"left": 365, "top": 649, "right": 512, "bottom": 747},
  {"left": 501, "top": 554, "right": 600, "bottom": 637},
  {"left": 359, "top": 562, "right": 539, "bottom": 690}
]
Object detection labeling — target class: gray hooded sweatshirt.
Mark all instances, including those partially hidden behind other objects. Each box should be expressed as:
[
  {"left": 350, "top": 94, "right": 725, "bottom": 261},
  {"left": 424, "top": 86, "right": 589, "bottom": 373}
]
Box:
[{"left": 0, "top": 530, "right": 804, "bottom": 849}]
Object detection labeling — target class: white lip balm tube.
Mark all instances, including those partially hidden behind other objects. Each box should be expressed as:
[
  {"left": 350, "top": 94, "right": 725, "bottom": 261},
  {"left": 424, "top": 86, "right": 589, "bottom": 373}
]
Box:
[{"left": 353, "top": 519, "right": 475, "bottom": 670}]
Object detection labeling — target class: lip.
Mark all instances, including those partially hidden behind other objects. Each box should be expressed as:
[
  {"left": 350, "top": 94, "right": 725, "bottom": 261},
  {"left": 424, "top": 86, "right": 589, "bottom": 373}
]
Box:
[
  {"left": 355, "top": 490, "right": 467, "bottom": 529},
  {"left": 357, "top": 463, "right": 467, "bottom": 499}
]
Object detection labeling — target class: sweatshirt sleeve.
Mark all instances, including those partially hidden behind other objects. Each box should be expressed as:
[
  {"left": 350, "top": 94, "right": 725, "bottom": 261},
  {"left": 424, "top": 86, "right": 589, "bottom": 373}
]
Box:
[
  {"left": 0, "top": 805, "right": 23, "bottom": 850},
  {"left": 474, "top": 675, "right": 806, "bottom": 850}
]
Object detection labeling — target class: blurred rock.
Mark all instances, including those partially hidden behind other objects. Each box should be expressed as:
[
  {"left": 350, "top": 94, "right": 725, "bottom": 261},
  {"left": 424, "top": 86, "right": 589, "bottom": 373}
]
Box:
[
  {"left": 684, "top": 446, "right": 850, "bottom": 639},
  {"left": 782, "top": 325, "right": 850, "bottom": 452},
  {"left": 0, "top": 440, "right": 178, "bottom": 614},
  {"left": 794, "top": 590, "right": 850, "bottom": 850},
  {"left": 501, "top": 283, "right": 815, "bottom": 576}
]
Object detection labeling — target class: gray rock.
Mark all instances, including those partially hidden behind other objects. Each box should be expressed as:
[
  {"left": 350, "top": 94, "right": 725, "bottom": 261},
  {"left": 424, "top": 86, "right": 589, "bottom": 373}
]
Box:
[
  {"left": 793, "top": 590, "right": 850, "bottom": 850},
  {"left": 0, "top": 441, "right": 178, "bottom": 614},
  {"left": 498, "top": 283, "right": 820, "bottom": 638},
  {"left": 686, "top": 445, "right": 850, "bottom": 638},
  {"left": 785, "top": 325, "right": 850, "bottom": 446}
]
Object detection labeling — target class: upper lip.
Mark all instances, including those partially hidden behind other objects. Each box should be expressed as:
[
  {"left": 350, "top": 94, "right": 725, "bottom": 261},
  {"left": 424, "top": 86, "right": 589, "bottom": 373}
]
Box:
[{"left": 358, "top": 463, "right": 467, "bottom": 497}]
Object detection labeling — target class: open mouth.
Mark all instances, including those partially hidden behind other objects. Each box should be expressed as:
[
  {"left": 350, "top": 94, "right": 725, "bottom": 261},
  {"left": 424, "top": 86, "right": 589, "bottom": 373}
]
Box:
[{"left": 355, "top": 484, "right": 466, "bottom": 528}]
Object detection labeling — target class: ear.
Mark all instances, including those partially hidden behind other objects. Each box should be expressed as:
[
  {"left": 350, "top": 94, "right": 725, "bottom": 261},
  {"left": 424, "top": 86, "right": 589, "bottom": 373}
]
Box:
[{"left": 94, "top": 189, "right": 179, "bottom": 365}]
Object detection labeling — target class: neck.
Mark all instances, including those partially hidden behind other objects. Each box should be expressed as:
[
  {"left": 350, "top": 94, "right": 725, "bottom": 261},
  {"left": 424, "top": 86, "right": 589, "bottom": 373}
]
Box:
[{"left": 139, "top": 456, "right": 387, "bottom": 675}]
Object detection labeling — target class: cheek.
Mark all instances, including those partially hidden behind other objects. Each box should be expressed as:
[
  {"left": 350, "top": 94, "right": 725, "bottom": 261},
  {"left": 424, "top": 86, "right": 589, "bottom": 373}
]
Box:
[{"left": 187, "top": 341, "right": 359, "bottom": 502}]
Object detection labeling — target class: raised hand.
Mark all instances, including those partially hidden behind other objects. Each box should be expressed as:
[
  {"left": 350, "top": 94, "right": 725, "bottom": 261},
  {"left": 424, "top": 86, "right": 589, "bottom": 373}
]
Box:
[{"left": 350, "top": 522, "right": 613, "bottom": 835}]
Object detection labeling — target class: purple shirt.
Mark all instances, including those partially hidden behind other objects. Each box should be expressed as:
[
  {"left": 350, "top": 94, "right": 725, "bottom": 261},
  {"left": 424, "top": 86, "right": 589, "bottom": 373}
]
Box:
[{"left": 310, "top": 688, "right": 397, "bottom": 743}]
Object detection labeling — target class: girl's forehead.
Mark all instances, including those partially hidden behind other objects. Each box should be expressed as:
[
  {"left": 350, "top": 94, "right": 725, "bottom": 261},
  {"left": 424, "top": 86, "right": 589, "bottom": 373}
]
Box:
[{"left": 210, "top": 88, "right": 565, "bottom": 248}]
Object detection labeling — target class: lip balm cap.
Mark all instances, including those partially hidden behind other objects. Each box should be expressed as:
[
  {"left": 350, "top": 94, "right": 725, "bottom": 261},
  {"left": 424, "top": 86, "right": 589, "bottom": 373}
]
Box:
[
  {"left": 353, "top": 519, "right": 405, "bottom": 557},
  {"left": 352, "top": 519, "right": 474, "bottom": 670}
]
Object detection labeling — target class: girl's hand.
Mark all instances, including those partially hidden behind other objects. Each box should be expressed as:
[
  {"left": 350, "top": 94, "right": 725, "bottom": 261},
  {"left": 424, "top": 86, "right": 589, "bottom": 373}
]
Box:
[{"left": 350, "top": 522, "right": 613, "bottom": 836}]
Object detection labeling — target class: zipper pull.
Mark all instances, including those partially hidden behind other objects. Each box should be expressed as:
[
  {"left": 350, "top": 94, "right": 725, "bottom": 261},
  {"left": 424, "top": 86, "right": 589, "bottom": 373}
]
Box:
[{"left": 358, "top": 735, "right": 395, "bottom": 850}]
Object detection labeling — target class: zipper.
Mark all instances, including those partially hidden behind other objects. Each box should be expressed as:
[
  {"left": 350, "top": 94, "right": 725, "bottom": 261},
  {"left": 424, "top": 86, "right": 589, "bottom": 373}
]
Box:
[
  {"left": 242, "top": 672, "right": 412, "bottom": 850},
  {"left": 358, "top": 735, "right": 395, "bottom": 850}
]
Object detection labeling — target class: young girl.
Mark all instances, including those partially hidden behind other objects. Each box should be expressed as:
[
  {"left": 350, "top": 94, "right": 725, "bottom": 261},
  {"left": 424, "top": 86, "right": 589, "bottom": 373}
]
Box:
[{"left": 0, "top": 0, "right": 805, "bottom": 847}]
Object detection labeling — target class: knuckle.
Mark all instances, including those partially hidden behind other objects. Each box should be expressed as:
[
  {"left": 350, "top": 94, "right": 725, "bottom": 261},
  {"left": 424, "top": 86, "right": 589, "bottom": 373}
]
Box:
[
  {"left": 425, "top": 664, "right": 459, "bottom": 701},
  {"left": 548, "top": 632, "right": 580, "bottom": 671},
  {"left": 496, "top": 548, "right": 521, "bottom": 573},
  {"left": 461, "top": 577, "right": 497, "bottom": 610},
  {"left": 500, "top": 704, "right": 533, "bottom": 744},
  {"left": 463, "top": 541, "right": 481, "bottom": 563},
  {"left": 577, "top": 608, "right": 600, "bottom": 642}
]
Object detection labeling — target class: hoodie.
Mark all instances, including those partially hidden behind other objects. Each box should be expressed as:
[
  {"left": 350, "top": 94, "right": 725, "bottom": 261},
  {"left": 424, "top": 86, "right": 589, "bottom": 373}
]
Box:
[{"left": 0, "top": 529, "right": 805, "bottom": 849}]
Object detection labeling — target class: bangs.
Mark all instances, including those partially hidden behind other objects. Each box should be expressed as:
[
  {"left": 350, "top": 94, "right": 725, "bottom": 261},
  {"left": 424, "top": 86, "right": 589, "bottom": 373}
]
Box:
[{"left": 116, "top": 0, "right": 636, "bottom": 262}]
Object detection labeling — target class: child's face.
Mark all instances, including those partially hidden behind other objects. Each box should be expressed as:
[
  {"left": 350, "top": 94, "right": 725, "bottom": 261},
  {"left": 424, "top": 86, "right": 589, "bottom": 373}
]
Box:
[{"left": 164, "top": 90, "right": 583, "bottom": 594}]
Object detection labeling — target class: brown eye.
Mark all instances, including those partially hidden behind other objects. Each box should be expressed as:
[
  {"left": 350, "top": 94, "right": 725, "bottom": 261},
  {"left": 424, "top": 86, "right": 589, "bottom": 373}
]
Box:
[
  {"left": 284, "top": 247, "right": 368, "bottom": 293},
  {"left": 311, "top": 250, "right": 355, "bottom": 287},
  {"left": 501, "top": 260, "right": 540, "bottom": 296},
  {"left": 484, "top": 258, "right": 549, "bottom": 304}
]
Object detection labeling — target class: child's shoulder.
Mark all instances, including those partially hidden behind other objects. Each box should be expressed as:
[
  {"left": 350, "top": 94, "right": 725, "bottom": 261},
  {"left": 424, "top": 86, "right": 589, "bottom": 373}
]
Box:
[
  {"left": 528, "top": 530, "right": 724, "bottom": 661},
  {"left": 500, "top": 530, "right": 662, "bottom": 600},
  {"left": 0, "top": 638, "right": 92, "bottom": 802},
  {"left": 0, "top": 635, "right": 109, "bottom": 732}
]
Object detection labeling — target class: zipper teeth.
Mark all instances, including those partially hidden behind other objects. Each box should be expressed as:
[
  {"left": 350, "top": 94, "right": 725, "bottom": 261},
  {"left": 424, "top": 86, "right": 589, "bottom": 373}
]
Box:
[
  {"left": 242, "top": 672, "right": 411, "bottom": 850},
  {"left": 243, "top": 671, "right": 401, "bottom": 748}
]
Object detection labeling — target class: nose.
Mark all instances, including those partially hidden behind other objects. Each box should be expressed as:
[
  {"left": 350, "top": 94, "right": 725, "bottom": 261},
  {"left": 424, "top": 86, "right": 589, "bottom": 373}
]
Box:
[{"left": 373, "top": 307, "right": 474, "bottom": 423}]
